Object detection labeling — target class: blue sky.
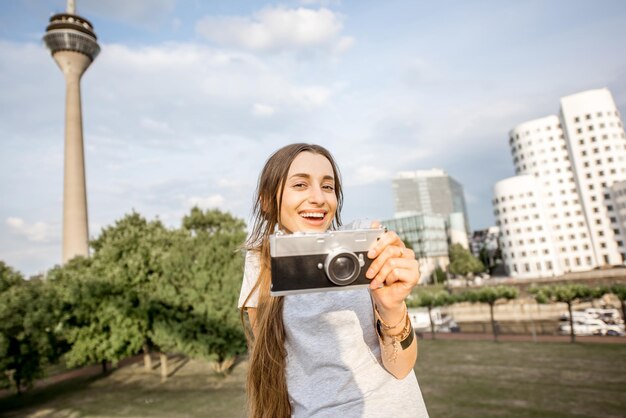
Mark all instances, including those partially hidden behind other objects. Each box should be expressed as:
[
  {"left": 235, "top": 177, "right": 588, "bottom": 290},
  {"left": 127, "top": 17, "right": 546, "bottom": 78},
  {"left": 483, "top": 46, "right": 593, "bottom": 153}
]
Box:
[{"left": 1, "top": 0, "right": 626, "bottom": 276}]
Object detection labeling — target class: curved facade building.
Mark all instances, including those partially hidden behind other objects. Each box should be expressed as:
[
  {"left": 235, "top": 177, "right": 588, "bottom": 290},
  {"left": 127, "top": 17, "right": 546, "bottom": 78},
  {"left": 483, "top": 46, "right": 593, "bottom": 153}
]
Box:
[
  {"left": 560, "top": 89, "right": 626, "bottom": 266},
  {"left": 494, "top": 88, "right": 626, "bottom": 278},
  {"left": 493, "top": 176, "right": 563, "bottom": 278}
]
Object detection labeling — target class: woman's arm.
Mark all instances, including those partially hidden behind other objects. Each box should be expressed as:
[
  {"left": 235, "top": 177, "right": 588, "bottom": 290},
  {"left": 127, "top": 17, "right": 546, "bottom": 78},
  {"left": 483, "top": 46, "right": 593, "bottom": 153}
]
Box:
[{"left": 366, "top": 227, "right": 420, "bottom": 379}]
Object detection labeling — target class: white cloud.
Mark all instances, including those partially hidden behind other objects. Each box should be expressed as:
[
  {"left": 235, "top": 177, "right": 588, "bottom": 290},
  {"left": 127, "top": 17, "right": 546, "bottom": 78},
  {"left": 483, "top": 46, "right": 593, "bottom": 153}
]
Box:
[
  {"left": 6, "top": 217, "right": 54, "bottom": 243},
  {"left": 252, "top": 103, "right": 276, "bottom": 117},
  {"left": 186, "top": 195, "right": 226, "bottom": 210},
  {"left": 195, "top": 7, "right": 352, "bottom": 54}
]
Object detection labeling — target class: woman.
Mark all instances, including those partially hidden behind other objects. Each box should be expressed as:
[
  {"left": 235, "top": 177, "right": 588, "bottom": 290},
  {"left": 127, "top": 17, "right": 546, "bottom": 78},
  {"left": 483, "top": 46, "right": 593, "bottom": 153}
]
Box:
[{"left": 238, "top": 143, "right": 429, "bottom": 418}]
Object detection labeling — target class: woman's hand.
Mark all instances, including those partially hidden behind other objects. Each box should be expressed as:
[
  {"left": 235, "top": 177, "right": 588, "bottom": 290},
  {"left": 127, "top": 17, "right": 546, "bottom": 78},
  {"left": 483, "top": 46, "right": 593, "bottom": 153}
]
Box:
[{"left": 365, "top": 223, "right": 420, "bottom": 318}]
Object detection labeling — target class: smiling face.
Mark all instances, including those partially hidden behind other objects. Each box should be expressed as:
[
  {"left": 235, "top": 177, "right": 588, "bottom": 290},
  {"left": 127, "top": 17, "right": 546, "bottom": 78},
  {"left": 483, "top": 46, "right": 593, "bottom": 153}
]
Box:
[{"left": 278, "top": 151, "right": 338, "bottom": 233}]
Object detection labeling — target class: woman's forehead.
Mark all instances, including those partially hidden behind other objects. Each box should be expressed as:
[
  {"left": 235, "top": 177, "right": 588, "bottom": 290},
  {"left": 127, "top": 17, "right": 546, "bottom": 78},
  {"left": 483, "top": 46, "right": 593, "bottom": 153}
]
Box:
[{"left": 287, "top": 152, "right": 334, "bottom": 177}]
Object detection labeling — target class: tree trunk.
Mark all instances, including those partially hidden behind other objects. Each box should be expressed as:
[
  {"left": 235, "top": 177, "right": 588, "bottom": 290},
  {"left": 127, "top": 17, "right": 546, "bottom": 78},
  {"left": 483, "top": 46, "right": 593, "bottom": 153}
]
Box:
[
  {"left": 101, "top": 360, "right": 107, "bottom": 374},
  {"left": 160, "top": 352, "right": 168, "bottom": 382},
  {"left": 428, "top": 306, "right": 436, "bottom": 340},
  {"left": 14, "top": 374, "right": 21, "bottom": 395},
  {"left": 568, "top": 302, "right": 576, "bottom": 343},
  {"left": 490, "top": 303, "right": 498, "bottom": 342},
  {"left": 143, "top": 342, "right": 152, "bottom": 371}
]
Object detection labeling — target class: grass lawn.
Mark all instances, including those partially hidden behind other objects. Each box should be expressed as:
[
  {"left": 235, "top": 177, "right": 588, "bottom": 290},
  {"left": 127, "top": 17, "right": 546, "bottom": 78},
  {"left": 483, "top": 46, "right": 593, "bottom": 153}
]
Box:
[
  {"left": 416, "top": 340, "right": 626, "bottom": 418},
  {"left": 1, "top": 340, "right": 624, "bottom": 417}
]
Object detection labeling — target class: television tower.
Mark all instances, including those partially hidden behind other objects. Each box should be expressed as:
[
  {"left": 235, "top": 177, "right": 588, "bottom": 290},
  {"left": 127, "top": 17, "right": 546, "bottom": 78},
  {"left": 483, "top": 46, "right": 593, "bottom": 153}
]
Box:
[{"left": 43, "top": 0, "right": 100, "bottom": 263}]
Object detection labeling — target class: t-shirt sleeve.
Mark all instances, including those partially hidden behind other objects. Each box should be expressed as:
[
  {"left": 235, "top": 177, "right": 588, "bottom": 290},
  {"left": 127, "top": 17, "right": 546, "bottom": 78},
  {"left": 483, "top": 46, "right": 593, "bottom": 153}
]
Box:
[{"left": 238, "top": 251, "right": 261, "bottom": 309}]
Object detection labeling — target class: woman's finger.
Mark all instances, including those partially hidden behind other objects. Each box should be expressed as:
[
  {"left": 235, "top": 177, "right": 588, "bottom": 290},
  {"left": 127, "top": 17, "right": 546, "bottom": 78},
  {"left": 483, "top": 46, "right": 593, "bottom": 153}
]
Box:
[
  {"left": 369, "top": 257, "right": 420, "bottom": 289},
  {"left": 366, "top": 244, "right": 413, "bottom": 280},
  {"left": 367, "top": 230, "right": 405, "bottom": 260}
]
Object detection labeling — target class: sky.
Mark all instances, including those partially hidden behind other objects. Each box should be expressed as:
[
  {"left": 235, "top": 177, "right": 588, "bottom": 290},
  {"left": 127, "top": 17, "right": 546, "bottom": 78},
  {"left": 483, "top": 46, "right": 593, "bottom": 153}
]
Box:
[{"left": 1, "top": 0, "right": 626, "bottom": 276}]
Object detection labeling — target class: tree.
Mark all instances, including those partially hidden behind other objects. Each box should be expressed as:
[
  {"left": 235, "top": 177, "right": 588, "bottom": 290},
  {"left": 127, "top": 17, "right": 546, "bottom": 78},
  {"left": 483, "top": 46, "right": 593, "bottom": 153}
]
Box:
[
  {"left": 448, "top": 244, "right": 485, "bottom": 278},
  {"left": 432, "top": 266, "right": 447, "bottom": 285},
  {"left": 407, "top": 291, "right": 453, "bottom": 339},
  {"left": 460, "top": 286, "right": 518, "bottom": 342},
  {"left": 75, "top": 212, "right": 172, "bottom": 371},
  {"left": 48, "top": 256, "right": 144, "bottom": 373},
  {"left": 0, "top": 264, "right": 64, "bottom": 393},
  {"left": 0, "top": 261, "right": 23, "bottom": 292},
  {"left": 173, "top": 207, "right": 248, "bottom": 373},
  {"left": 531, "top": 284, "right": 602, "bottom": 343}
]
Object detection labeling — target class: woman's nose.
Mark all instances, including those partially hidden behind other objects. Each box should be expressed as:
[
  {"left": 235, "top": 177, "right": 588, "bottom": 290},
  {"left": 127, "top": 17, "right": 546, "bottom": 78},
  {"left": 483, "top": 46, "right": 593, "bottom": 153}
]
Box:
[{"left": 308, "top": 185, "right": 324, "bottom": 204}]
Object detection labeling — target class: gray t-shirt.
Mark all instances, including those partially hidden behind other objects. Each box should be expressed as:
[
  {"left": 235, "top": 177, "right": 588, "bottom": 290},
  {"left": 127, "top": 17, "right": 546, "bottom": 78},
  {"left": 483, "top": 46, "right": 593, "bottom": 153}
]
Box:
[{"left": 239, "top": 252, "right": 429, "bottom": 418}]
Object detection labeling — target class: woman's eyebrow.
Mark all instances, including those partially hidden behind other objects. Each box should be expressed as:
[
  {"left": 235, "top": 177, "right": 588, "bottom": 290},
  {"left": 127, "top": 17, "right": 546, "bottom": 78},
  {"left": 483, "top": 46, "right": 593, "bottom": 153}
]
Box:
[{"left": 289, "top": 173, "right": 335, "bottom": 181}]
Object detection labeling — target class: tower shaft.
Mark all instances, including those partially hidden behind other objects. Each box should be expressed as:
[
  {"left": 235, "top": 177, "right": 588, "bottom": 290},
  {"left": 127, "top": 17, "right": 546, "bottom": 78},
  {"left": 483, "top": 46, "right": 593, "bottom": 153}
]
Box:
[{"left": 55, "top": 51, "right": 91, "bottom": 262}]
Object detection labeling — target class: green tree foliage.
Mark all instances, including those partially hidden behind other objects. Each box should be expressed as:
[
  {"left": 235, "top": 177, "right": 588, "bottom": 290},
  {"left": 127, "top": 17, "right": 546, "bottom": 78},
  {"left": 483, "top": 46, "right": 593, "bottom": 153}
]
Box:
[
  {"left": 448, "top": 244, "right": 485, "bottom": 277},
  {"left": 432, "top": 266, "right": 447, "bottom": 285},
  {"left": 459, "top": 286, "right": 518, "bottom": 342},
  {"left": 183, "top": 207, "right": 245, "bottom": 236},
  {"left": 0, "top": 261, "right": 23, "bottom": 292},
  {"left": 172, "top": 207, "right": 248, "bottom": 369},
  {"left": 58, "top": 208, "right": 248, "bottom": 376},
  {"left": 93, "top": 212, "right": 175, "bottom": 369},
  {"left": 407, "top": 291, "right": 453, "bottom": 339},
  {"left": 530, "top": 284, "right": 603, "bottom": 343},
  {"left": 0, "top": 263, "right": 63, "bottom": 393},
  {"left": 48, "top": 256, "right": 144, "bottom": 371}
]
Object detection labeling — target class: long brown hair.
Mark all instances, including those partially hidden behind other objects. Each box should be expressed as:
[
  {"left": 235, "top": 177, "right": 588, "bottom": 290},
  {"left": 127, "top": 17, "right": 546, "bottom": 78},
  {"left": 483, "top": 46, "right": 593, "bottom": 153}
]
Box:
[{"left": 241, "top": 143, "right": 343, "bottom": 418}]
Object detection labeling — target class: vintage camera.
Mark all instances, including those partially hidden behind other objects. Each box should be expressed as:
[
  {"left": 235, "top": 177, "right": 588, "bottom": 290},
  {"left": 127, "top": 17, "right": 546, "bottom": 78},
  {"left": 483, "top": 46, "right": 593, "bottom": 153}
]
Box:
[{"left": 269, "top": 227, "right": 383, "bottom": 296}]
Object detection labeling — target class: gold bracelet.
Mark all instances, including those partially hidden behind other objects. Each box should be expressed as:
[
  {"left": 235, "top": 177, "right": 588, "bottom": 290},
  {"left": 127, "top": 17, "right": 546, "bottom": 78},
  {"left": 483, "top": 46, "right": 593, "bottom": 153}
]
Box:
[
  {"left": 376, "top": 311, "right": 414, "bottom": 363},
  {"left": 375, "top": 303, "right": 407, "bottom": 330}
]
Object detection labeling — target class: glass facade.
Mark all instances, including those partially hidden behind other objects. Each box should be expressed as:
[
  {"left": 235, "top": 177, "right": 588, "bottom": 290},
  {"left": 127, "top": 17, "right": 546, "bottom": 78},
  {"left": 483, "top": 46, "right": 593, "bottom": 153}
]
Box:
[{"left": 383, "top": 214, "right": 449, "bottom": 258}]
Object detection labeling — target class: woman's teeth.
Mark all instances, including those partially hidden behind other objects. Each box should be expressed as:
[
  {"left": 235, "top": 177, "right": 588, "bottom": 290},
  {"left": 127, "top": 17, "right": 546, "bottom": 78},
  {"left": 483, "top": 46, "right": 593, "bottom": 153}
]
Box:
[{"left": 301, "top": 212, "right": 324, "bottom": 219}]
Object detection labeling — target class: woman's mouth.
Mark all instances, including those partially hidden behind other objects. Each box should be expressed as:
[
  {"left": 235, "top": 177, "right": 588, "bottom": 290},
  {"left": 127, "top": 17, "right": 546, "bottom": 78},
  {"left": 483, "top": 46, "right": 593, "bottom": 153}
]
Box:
[{"left": 299, "top": 211, "right": 327, "bottom": 226}]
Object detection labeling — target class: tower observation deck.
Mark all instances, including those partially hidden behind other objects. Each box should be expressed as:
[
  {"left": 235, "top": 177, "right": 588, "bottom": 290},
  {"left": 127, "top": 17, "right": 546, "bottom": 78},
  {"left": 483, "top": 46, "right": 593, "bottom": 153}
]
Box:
[{"left": 43, "top": 0, "right": 99, "bottom": 263}]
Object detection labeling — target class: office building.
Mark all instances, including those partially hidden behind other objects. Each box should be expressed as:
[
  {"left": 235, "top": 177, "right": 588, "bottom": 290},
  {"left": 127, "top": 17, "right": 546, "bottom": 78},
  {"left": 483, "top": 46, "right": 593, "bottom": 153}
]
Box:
[
  {"left": 392, "top": 169, "right": 471, "bottom": 235},
  {"left": 382, "top": 214, "right": 449, "bottom": 283}
]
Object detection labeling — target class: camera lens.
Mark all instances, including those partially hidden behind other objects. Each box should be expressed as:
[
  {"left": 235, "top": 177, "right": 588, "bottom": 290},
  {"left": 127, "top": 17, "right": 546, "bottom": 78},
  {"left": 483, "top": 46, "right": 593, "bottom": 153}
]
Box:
[
  {"left": 324, "top": 249, "right": 361, "bottom": 286},
  {"left": 331, "top": 256, "right": 356, "bottom": 281}
]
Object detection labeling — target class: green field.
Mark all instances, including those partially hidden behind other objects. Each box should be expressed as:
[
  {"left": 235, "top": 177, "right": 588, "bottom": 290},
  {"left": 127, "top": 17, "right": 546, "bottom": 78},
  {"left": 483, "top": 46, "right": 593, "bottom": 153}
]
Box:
[{"left": 2, "top": 340, "right": 625, "bottom": 417}]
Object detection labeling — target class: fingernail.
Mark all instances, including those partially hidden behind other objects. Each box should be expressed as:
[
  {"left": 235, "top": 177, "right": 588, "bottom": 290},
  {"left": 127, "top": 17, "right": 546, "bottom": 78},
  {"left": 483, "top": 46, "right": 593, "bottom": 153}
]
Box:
[
  {"left": 368, "top": 249, "right": 375, "bottom": 258},
  {"left": 366, "top": 268, "right": 374, "bottom": 278}
]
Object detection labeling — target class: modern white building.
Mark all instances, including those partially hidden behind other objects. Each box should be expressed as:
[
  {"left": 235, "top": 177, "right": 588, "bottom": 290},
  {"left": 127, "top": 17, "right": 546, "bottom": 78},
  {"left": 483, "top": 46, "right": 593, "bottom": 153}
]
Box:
[
  {"left": 493, "top": 88, "right": 626, "bottom": 278},
  {"left": 610, "top": 180, "right": 626, "bottom": 247}
]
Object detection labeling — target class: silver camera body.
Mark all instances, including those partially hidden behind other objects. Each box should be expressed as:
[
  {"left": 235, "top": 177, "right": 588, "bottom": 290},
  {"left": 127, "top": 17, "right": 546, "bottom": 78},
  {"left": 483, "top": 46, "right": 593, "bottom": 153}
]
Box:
[{"left": 269, "top": 227, "right": 383, "bottom": 296}]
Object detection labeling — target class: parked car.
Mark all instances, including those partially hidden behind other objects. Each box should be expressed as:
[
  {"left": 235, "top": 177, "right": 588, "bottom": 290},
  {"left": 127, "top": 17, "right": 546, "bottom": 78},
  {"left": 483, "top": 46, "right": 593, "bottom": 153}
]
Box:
[
  {"left": 584, "top": 308, "right": 624, "bottom": 326},
  {"left": 558, "top": 315, "right": 625, "bottom": 336},
  {"left": 558, "top": 318, "right": 606, "bottom": 336}
]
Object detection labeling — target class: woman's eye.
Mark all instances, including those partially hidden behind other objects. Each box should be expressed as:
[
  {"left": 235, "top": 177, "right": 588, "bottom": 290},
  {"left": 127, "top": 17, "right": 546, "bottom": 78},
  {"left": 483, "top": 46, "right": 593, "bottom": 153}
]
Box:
[
  {"left": 293, "top": 183, "right": 307, "bottom": 189},
  {"left": 323, "top": 184, "right": 335, "bottom": 191}
]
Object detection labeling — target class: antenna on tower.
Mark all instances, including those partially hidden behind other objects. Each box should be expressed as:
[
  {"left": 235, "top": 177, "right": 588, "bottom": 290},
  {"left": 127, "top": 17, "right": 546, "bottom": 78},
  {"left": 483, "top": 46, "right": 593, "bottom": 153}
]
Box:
[{"left": 67, "top": 0, "right": 76, "bottom": 14}]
